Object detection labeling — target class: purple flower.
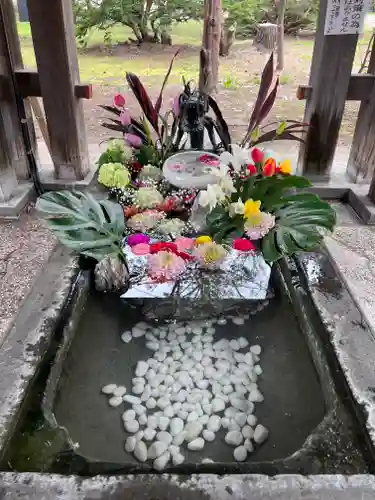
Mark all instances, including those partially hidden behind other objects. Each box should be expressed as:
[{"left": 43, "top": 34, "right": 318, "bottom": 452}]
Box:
[
  {"left": 127, "top": 233, "right": 150, "bottom": 246},
  {"left": 120, "top": 109, "right": 131, "bottom": 126},
  {"left": 124, "top": 133, "right": 142, "bottom": 148}
]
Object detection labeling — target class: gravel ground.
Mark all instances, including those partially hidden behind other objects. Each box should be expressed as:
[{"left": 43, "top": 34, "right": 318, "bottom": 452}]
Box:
[{"left": 0, "top": 208, "right": 56, "bottom": 343}]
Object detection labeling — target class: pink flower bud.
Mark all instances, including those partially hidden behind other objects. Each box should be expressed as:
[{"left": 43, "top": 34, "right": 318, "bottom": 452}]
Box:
[
  {"left": 113, "top": 93, "right": 126, "bottom": 107},
  {"left": 172, "top": 95, "right": 180, "bottom": 117},
  {"left": 124, "top": 133, "right": 142, "bottom": 148},
  {"left": 120, "top": 108, "right": 131, "bottom": 126}
]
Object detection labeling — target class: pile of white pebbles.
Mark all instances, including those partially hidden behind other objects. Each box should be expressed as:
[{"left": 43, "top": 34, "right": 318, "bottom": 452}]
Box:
[{"left": 101, "top": 315, "right": 269, "bottom": 470}]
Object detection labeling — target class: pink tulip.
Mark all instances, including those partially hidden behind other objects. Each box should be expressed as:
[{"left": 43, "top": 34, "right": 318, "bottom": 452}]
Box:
[
  {"left": 113, "top": 93, "right": 126, "bottom": 107},
  {"left": 172, "top": 95, "right": 180, "bottom": 117},
  {"left": 120, "top": 108, "right": 131, "bottom": 126},
  {"left": 124, "top": 133, "right": 142, "bottom": 148}
]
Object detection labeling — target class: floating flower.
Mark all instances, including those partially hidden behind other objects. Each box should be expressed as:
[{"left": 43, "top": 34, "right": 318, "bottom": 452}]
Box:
[
  {"left": 98, "top": 162, "right": 130, "bottom": 188},
  {"left": 135, "top": 187, "right": 164, "bottom": 209},
  {"left": 124, "top": 133, "right": 142, "bottom": 148},
  {"left": 157, "top": 218, "right": 185, "bottom": 236},
  {"left": 200, "top": 154, "right": 220, "bottom": 167},
  {"left": 233, "top": 238, "right": 256, "bottom": 252},
  {"left": 229, "top": 199, "right": 245, "bottom": 217},
  {"left": 175, "top": 237, "right": 195, "bottom": 252},
  {"left": 120, "top": 108, "right": 131, "bottom": 126},
  {"left": 199, "top": 184, "right": 226, "bottom": 211},
  {"left": 278, "top": 159, "right": 292, "bottom": 175},
  {"left": 193, "top": 242, "right": 227, "bottom": 269},
  {"left": 263, "top": 158, "right": 276, "bottom": 176},
  {"left": 139, "top": 164, "right": 161, "bottom": 181},
  {"left": 244, "top": 212, "right": 275, "bottom": 240},
  {"left": 170, "top": 163, "right": 184, "bottom": 172},
  {"left": 195, "top": 235, "right": 212, "bottom": 246},
  {"left": 247, "top": 163, "right": 257, "bottom": 175},
  {"left": 113, "top": 93, "right": 126, "bottom": 107},
  {"left": 148, "top": 250, "right": 186, "bottom": 282},
  {"left": 127, "top": 210, "right": 165, "bottom": 232},
  {"left": 220, "top": 145, "right": 251, "bottom": 172},
  {"left": 127, "top": 233, "right": 150, "bottom": 246},
  {"left": 243, "top": 199, "right": 261, "bottom": 220},
  {"left": 251, "top": 147, "right": 264, "bottom": 164}
]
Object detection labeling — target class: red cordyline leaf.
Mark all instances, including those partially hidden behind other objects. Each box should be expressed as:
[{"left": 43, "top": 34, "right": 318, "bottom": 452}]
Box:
[
  {"left": 257, "top": 76, "right": 279, "bottom": 125},
  {"left": 155, "top": 49, "right": 180, "bottom": 114},
  {"left": 126, "top": 72, "right": 159, "bottom": 133},
  {"left": 247, "top": 52, "right": 275, "bottom": 134}
]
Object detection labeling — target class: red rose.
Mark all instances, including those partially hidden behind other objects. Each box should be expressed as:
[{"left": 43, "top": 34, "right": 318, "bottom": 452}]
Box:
[
  {"left": 150, "top": 242, "right": 178, "bottom": 254},
  {"left": 247, "top": 163, "right": 257, "bottom": 175},
  {"left": 113, "top": 93, "right": 126, "bottom": 107},
  {"left": 233, "top": 238, "right": 256, "bottom": 252},
  {"left": 251, "top": 148, "right": 264, "bottom": 164}
]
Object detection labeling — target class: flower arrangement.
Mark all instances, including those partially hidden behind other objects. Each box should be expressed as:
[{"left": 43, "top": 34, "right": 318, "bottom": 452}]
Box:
[{"left": 36, "top": 52, "right": 336, "bottom": 295}]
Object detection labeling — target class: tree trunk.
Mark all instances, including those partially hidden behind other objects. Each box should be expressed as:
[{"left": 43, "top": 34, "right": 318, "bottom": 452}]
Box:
[
  {"left": 199, "top": 0, "right": 222, "bottom": 94},
  {"left": 276, "top": 0, "right": 286, "bottom": 71},
  {"left": 220, "top": 23, "right": 236, "bottom": 56}
]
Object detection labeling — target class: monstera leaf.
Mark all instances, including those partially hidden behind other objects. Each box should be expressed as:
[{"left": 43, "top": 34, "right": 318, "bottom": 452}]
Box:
[
  {"left": 261, "top": 193, "right": 336, "bottom": 262},
  {"left": 36, "top": 191, "right": 125, "bottom": 262}
]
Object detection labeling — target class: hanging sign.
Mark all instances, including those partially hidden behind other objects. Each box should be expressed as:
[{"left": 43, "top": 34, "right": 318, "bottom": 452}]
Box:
[{"left": 324, "top": 0, "right": 370, "bottom": 35}]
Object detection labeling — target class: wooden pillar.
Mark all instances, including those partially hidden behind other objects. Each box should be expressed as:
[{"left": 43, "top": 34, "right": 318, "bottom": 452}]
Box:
[
  {"left": 347, "top": 37, "right": 375, "bottom": 183},
  {"left": 0, "top": 0, "right": 34, "bottom": 184},
  {"left": 27, "top": 0, "right": 89, "bottom": 180},
  {"left": 297, "top": 0, "right": 358, "bottom": 179}
]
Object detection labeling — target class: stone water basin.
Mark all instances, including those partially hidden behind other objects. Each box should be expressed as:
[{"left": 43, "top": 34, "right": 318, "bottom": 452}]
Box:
[{"left": 4, "top": 260, "right": 370, "bottom": 475}]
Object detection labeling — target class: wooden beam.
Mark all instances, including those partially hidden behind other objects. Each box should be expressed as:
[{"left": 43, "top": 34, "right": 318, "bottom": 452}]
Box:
[
  {"left": 12, "top": 70, "right": 92, "bottom": 99},
  {"left": 348, "top": 35, "right": 375, "bottom": 185},
  {"left": 26, "top": 0, "right": 90, "bottom": 180},
  {"left": 297, "top": 0, "right": 358, "bottom": 179},
  {"left": 297, "top": 75, "right": 375, "bottom": 102},
  {"left": 0, "top": 0, "right": 36, "bottom": 182}
]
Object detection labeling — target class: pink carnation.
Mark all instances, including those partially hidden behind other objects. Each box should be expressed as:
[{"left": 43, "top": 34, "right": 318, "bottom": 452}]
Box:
[
  {"left": 124, "top": 133, "right": 142, "bottom": 148},
  {"left": 148, "top": 250, "right": 186, "bottom": 282}
]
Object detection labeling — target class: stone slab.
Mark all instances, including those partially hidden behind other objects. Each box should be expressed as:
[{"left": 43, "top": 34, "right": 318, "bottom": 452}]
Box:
[
  {"left": 0, "top": 473, "right": 375, "bottom": 500},
  {"left": 0, "top": 183, "right": 34, "bottom": 218}
]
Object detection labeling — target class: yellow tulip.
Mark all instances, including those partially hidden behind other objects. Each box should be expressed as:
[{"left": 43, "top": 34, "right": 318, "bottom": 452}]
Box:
[
  {"left": 279, "top": 159, "right": 292, "bottom": 175},
  {"left": 195, "top": 235, "right": 212, "bottom": 246},
  {"left": 244, "top": 199, "right": 261, "bottom": 220}
]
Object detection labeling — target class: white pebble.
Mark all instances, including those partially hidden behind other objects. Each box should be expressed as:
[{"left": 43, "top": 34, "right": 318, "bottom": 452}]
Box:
[
  {"left": 178, "top": 410, "right": 188, "bottom": 420},
  {"left": 217, "top": 318, "right": 227, "bottom": 325},
  {"left": 187, "top": 411, "right": 199, "bottom": 422},
  {"left": 202, "top": 430, "right": 215, "bottom": 442},
  {"left": 124, "top": 420, "right": 139, "bottom": 433},
  {"left": 134, "top": 430, "right": 144, "bottom": 441},
  {"left": 207, "top": 415, "right": 221, "bottom": 432},
  {"left": 157, "top": 431, "right": 173, "bottom": 445},
  {"left": 158, "top": 416, "right": 170, "bottom": 431},
  {"left": 232, "top": 317, "right": 245, "bottom": 325},
  {"left": 235, "top": 412, "right": 247, "bottom": 427},
  {"left": 238, "top": 337, "right": 249, "bottom": 349},
  {"left": 228, "top": 419, "right": 241, "bottom": 431},
  {"left": 147, "top": 415, "right": 158, "bottom": 429},
  {"left": 247, "top": 415, "right": 258, "bottom": 427},
  {"left": 132, "top": 327, "right": 145, "bottom": 339},
  {"left": 135, "top": 361, "right": 149, "bottom": 377},
  {"left": 224, "top": 407, "right": 237, "bottom": 418},
  {"left": 133, "top": 404, "right": 146, "bottom": 415},
  {"left": 122, "top": 409, "right": 136, "bottom": 421},
  {"left": 200, "top": 415, "right": 209, "bottom": 425},
  {"left": 244, "top": 438, "right": 254, "bottom": 452},
  {"left": 146, "top": 342, "right": 159, "bottom": 351},
  {"left": 125, "top": 436, "right": 136, "bottom": 453},
  {"left": 192, "top": 327, "right": 203, "bottom": 334},
  {"left": 121, "top": 332, "right": 132, "bottom": 343},
  {"left": 188, "top": 438, "right": 205, "bottom": 451},
  {"left": 146, "top": 397, "right": 157, "bottom": 409},
  {"left": 170, "top": 417, "right": 184, "bottom": 436},
  {"left": 164, "top": 406, "right": 175, "bottom": 418},
  {"left": 253, "top": 424, "right": 269, "bottom": 444},
  {"left": 153, "top": 451, "right": 170, "bottom": 470},
  {"left": 211, "top": 398, "right": 225, "bottom": 413},
  {"left": 249, "top": 389, "right": 264, "bottom": 403},
  {"left": 222, "top": 384, "right": 234, "bottom": 395},
  {"left": 139, "top": 414, "right": 147, "bottom": 426},
  {"left": 133, "top": 441, "right": 147, "bottom": 462},
  {"left": 234, "top": 445, "right": 247, "bottom": 461},
  {"left": 173, "top": 432, "right": 186, "bottom": 445},
  {"left": 123, "top": 395, "right": 141, "bottom": 405},
  {"left": 143, "top": 428, "right": 156, "bottom": 441},
  {"left": 202, "top": 404, "right": 212, "bottom": 415},
  {"left": 250, "top": 345, "right": 262, "bottom": 355},
  {"left": 242, "top": 425, "right": 254, "bottom": 439},
  {"left": 225, "top": 430, "right": 243, "bottom": 446},
  {"left": 108, "top": 396, "right": 123, "bottom": 407},
  {"left": 221, "top": 417, "right": 230, "bottom": 429},
  {"left": 172, "top": 453, "right": 185, "bottom": 465},
  {"left": 102, "top": 384, "right": 117, "bottom": 395},
  {"left": 184, "top": 421, "right": 203, "bottom": 441},
  {"left": 202, "top": 458, "right": 214, "bottom": 463},
  {"left": 254, "top": 365, "right": 263, "bottom": 376},
  {"left": 148, "top": 441, "right": 168, "bottom": 459}
]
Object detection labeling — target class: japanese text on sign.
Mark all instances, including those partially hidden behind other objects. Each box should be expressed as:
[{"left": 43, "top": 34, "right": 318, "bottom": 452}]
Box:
[{"left": 324, "top": 0, "right": 370, "bottom": 35}]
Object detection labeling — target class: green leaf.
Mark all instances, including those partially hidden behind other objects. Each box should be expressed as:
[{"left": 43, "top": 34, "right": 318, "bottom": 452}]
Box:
[
  {"left": 276, "top": 121, "right": 287, "bottom": 135},
  {"left": 261, "top": 195, "right": 336, "bottom": 263},
  {"left": 250, "top": 126, "right": 260, "bottom": 143},
  {"left": 36, "top": 190, "right": 125, "bottom": 262}
]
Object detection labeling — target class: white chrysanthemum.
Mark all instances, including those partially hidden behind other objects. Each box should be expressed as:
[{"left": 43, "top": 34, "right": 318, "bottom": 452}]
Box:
[
  {"left": 244, "top": 212, "right": 276, "bottom": 240},
  {"left": 135, "top": 187, "right": 163, "bottom": 209}
]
